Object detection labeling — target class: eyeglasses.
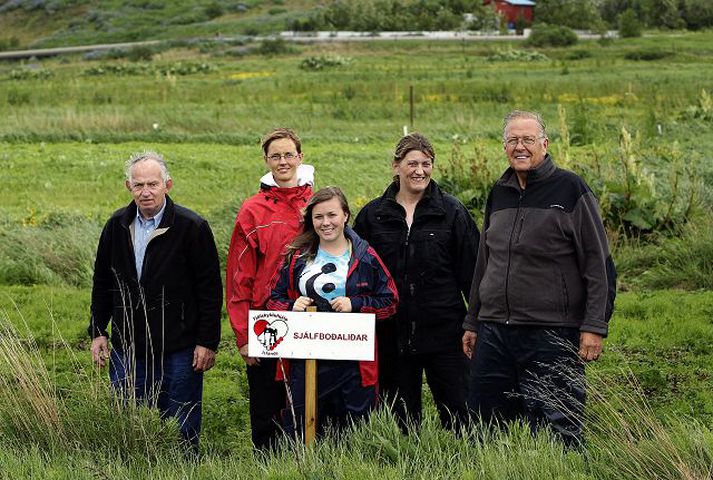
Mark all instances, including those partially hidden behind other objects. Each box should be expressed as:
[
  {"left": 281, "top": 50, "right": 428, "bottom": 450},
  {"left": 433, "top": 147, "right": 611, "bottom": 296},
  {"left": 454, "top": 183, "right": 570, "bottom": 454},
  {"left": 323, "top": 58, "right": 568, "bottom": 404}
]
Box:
[
  {"left": 266, "top": 152, "right": 299, "bottom": 162},
  {"left": 504, "top": 136, "right": 543, "bottom": 147}
]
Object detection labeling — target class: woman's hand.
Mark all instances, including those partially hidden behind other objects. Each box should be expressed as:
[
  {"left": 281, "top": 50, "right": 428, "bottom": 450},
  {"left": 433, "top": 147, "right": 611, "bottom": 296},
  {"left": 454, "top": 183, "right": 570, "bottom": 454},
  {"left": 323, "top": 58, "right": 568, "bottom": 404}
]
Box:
[
  {"left": 330, "top": 297, "right": 352, "bottom": 313},
  {"left": 292, "top": 296, "right": 314, "bottom": 312}
]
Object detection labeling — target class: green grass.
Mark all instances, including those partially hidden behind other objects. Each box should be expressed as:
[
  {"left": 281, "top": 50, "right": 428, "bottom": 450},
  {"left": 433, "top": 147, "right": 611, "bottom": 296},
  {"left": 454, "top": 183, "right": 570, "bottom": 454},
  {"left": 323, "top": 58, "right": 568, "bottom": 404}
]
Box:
[{"left": 1, "top": 28, "right": 712, "bottom": 476}]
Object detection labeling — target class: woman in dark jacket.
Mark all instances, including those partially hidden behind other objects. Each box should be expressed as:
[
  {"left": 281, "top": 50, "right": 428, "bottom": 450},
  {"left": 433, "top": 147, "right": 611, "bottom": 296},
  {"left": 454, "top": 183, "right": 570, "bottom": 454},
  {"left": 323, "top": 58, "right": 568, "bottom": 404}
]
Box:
[
  {"left": 268, "top": 186, "right": 398, "bottom": 438},
  {"left": 353, "top": 133, "right": 479, "bottom": 431}
]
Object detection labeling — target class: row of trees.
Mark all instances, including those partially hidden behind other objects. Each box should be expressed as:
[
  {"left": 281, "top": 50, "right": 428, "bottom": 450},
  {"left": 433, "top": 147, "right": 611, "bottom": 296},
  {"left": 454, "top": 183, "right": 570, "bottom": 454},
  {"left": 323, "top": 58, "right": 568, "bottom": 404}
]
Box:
[
  {"left": 289, "top": 0, "right": 713, "bottom": 32},
  {"left": 289, "top": 0, "right": 500, "bottom": 32},
  {"left": 539, "top": 0, "right": 713, "bottom": 31}
]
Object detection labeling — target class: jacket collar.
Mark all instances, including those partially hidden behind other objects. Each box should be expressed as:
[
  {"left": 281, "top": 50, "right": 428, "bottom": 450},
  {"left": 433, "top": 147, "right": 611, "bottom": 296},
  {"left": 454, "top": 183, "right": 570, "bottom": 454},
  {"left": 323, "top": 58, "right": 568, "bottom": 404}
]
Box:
[
  {"left": 498, "top": 154, "right": 557, "bottom": 189},
  {"left": 376, "top": 180, "right": 446, "bottom": 218}
]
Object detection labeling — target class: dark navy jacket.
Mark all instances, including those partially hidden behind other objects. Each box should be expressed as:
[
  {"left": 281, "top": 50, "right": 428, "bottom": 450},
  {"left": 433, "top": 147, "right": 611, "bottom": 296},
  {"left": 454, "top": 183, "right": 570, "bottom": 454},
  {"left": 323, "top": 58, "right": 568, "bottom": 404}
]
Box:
[{"left": 267, "top": 226, "right": 398, "bottom": 386}]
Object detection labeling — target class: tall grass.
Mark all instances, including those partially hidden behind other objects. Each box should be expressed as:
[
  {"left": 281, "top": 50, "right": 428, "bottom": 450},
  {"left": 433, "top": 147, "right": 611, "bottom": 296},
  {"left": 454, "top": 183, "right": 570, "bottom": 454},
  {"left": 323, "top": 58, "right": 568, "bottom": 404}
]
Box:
[
  {"left": 1, "top": 298, "right": 711, "bottom": 478},
  {"left": 0, "top": 307, "right": 181, "bottom": 462}
]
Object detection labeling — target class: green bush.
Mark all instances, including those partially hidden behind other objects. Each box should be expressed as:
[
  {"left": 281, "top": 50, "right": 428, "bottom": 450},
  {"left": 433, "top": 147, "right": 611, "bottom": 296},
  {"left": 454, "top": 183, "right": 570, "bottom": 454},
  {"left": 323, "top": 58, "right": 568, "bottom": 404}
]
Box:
[
  {"left": 619, "top": 8, "right": 642, "bottom": 38},
  {"left": 486, "top": 48, "right": 549, "bottom": 62},
  {"left": 624, "top": 49, "right": 671, "bottom": 61},
  {"left": 257, "top": 38, "right": 293, "bottom": 56},
  {"left": 526, "top": 24, "right": 579, "bottom": 47},
  {"left": 299, "top": 54, "right": 353, "bottom": 71}
]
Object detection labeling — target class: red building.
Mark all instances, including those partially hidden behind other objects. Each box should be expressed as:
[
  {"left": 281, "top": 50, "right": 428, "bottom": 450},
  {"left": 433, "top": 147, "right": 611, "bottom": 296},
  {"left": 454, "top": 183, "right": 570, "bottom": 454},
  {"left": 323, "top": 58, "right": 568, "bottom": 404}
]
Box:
[{"left": 484, "top": 0, "right": 535, "bottom": 25}]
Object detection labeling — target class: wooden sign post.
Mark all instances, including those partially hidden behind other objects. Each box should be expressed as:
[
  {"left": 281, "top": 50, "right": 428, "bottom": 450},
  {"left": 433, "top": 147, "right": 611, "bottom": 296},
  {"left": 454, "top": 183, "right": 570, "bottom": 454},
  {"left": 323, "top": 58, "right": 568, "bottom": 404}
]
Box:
[
  {"left": 247, "top": 309, "right": 375, "bottom": 446},
  {"left": 304, "top": 306, "right": 318, "bottom": 445}
]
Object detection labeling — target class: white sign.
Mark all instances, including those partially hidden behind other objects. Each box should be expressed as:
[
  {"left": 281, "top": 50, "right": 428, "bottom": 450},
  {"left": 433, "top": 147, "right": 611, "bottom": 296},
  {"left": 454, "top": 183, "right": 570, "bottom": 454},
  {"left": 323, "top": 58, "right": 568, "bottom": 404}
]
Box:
[{"left": 247, "top": 310, "right": 375, "bottom": 361}]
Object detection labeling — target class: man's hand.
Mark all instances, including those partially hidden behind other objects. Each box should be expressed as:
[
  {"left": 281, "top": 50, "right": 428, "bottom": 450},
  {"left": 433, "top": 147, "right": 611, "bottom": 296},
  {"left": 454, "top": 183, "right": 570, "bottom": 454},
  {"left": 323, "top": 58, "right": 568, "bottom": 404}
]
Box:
[
  {"left": 330, "top": 296, "right": 352, "bottom": 313},
  {"left": 193, "top": 345, "right": 216, "bottom": 372},
  {"left": 462, "top": 330, "right": 477, "bottom": 359},
  {"left": 292, "top": 296, "right": 314, "bottom": 312},
  {"left": 578, "top": 332, "right": 604, "bottom": 362},
  {"left": 239, "top": 343, "right": 260, "bottom": 366},
  {"left": 91, "top": 336, "right": 110, "bottom": 368}
]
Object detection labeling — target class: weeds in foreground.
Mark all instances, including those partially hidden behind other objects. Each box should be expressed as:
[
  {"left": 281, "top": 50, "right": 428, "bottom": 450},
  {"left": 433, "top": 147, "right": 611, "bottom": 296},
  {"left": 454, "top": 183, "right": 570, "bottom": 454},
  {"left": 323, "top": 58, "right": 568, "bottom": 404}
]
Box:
[
  {"left": 0, "top": 306, "right": 180, "bottom": 463},
  {"left": 0, "top": 301, "right": 711, "bottom": 478}
]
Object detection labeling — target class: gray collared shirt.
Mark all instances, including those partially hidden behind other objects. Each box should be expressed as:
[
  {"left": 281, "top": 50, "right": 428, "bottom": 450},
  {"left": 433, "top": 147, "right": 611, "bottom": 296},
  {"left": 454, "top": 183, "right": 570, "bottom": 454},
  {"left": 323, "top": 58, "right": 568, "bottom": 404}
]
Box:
[{"left": 133, "top": 201, "right": 166, "bottom": 280}]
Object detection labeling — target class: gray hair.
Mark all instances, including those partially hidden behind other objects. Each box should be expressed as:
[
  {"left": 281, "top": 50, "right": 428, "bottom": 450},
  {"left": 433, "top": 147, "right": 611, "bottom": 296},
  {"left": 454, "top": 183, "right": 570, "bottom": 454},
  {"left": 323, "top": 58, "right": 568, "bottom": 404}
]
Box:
[
  {"left": 125, "top": 150, "right": 171, "bottom": 183},
  {"left": 503, "top": 110, "right": 547, "bottom": 141}
]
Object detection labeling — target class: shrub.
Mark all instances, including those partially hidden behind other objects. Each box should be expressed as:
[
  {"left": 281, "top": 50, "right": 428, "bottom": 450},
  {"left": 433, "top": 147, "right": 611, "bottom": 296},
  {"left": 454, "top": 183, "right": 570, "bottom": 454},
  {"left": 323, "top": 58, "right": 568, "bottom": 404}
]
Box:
[
  {"left": 619, "top": 8, "right": 642, "bottom": 38},
  {"left": 299, "top": 55, "right": 353, "bottom": 71},
  {"left": 624, "top": 49, "right": 672, "bottom": 61},
  {"left": 486, "top": 48, "right": 549, "bottom": 62},
  {"left": 257, "top": 38, "right": 293, "bottom": 56},
  {"left": 526, "top": 24, "right": 578, "bottom": 47},
  {"left": 565, "top": 49, "right": 593, "bottom": 60},
  {"left": 204, "top": 1, "right": 224, "bottom": 19}
]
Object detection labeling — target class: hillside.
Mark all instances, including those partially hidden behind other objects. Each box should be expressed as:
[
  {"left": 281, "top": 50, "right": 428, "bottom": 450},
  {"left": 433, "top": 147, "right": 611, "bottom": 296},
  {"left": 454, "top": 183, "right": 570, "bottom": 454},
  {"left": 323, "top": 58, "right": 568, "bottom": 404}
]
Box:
[{"left": 0, "top": 0, "right": 319, "bottom": 49}]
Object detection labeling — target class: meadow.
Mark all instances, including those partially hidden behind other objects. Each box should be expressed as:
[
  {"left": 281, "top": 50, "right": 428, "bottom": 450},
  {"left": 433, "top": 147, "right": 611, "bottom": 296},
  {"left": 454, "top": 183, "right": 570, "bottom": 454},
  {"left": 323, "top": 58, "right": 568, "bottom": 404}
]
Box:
[{"left": 1, "top": 29, "right": 712, "bottom": 478}]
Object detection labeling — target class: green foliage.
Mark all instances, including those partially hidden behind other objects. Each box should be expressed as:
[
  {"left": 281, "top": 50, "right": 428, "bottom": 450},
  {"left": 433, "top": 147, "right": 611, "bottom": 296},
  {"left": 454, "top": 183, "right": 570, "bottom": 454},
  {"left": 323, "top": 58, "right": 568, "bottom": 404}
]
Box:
[
  {"left": 525, "top": 24, "right": 578, "bottom": 47},
  {"left": 0, "top": 36, "right": 20, "bottom": 51},
  {"left": 257, "top": 37, "right": 294, "bottom": 56},
  {"left": 615, "top": 218, "right": 713, "bottom": 290},
  {"left": 486, "top": 47, "right": 548, "bottom": 62},
  {"left": 682, "top": 89, "right": 713, "bottom": 121},
  {"left": 83, "top": 61, "right": 216, "bottom": 76},
  {"left": 8, "top": 68, "right": 54, "bottom": 80},
  {"left": 619, "top": 9, "right": 642, "bottom": 38},
  {"left": 534, "top": 0, "right": 603, "bottom": 30},
  {"left": 299, "top": 54, "right": 353, "bottom": 71},
  {"left": 293, "top": 0, "right": 487, "bottom": 32},
  {"left": 624, "top": 49, "right": 671, "bottom": 61}
]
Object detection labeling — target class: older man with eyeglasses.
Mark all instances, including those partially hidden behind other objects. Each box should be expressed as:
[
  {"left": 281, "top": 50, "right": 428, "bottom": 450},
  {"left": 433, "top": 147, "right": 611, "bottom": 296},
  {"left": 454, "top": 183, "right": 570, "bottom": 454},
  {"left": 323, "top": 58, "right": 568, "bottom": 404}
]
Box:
[{"left": 462, "top": 110, "right": 616, "bottom": 447}]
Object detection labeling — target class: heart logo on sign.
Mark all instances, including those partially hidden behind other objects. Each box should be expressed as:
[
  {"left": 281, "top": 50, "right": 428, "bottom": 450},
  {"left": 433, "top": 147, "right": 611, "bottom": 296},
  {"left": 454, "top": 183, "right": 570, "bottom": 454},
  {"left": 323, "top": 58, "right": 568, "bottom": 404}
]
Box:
[{"left": 253, "top": 319, "right": 289, "bottom": 351}]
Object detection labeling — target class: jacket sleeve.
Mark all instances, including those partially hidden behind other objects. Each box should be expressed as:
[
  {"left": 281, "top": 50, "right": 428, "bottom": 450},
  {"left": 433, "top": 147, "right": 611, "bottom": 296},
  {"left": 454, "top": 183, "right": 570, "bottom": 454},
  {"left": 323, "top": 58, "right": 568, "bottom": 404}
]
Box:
[
  {"left": 225, "top": 212, "right": 258, "bottom": 347},
  {"left": 188, "top": 219, "right": 223, "bottom": 351},
  {"left": 352, "top": 206, "right": 371, "bottom": 243},
  {"left": 88, "top": 220, "right": 114, "bottom": 339},
  {"left": 349, "top": 248, "right": 399, "bottom": 320},
  {"left": 452, "top": 203, "right": 480, "bottom": 299},
  {"left": 266, "top": 259, "right": 295, "bottom": 312},
  {"left": 463, "top": 191, "right": 492, "bottom": 332},
  {"left": 573, "top": 191, "right": 611, "bottom": 336}
]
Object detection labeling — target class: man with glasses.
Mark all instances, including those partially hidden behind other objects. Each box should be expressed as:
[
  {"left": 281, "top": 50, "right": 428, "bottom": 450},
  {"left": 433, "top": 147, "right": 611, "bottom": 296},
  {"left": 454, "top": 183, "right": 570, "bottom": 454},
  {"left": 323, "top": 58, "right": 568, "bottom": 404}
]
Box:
[
  {"left": 226, "top": 128, "right": 314, "bottom": 450},
  {"left": 89, "top": 151, "right": 222, "bottom": 454},
  {"left": 462, "top": 111, "right": 616, "bottom": 447}
]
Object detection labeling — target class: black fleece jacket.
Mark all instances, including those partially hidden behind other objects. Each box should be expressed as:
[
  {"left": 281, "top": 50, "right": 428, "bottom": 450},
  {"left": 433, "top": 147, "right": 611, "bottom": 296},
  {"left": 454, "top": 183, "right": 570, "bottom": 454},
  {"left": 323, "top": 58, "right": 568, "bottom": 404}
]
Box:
[{"left": 89, "top": 196, "right": 222, "bottom": 355}]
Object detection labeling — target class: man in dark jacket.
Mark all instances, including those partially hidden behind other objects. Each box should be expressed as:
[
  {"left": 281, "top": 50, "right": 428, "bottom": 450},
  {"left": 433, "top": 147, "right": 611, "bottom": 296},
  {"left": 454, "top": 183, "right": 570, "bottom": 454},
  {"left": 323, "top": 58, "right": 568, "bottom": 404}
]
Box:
[
  {"left": 354, "top": 133, "right": 479, "bottom": 432},
  {"left": 462, "top": 111, "right": 616, "bottom": 447},
  {"left": 89, "top": 151, "right": 222, "bottom": 452}
]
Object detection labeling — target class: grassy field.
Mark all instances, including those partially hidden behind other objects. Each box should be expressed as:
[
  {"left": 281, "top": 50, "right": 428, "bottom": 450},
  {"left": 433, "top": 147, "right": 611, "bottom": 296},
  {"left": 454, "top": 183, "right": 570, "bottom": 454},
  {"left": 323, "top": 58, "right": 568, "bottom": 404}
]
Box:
[{"left": 1, "top": 27, "right": 712, "bottom": 478}]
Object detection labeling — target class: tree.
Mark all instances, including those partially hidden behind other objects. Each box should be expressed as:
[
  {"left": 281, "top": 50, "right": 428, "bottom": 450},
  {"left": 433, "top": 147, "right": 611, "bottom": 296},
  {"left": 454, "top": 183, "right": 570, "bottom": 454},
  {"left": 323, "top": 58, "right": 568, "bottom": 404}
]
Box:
[
  {"left": 619, "top": 8, "right": 643, "bottom": 37},
  {"left": 535, "top": 0, "right": 603, "bottom": 30}
]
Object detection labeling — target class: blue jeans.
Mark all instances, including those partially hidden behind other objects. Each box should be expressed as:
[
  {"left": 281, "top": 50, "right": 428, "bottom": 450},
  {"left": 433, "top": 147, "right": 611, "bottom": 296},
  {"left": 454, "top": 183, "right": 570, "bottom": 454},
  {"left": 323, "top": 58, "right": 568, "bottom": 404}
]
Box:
[
  {"left": 284, "top": 360, "right": 375, "bottom": 439},
  {"left": 109, "top": 345, "right": 203, "bottom": 450}
]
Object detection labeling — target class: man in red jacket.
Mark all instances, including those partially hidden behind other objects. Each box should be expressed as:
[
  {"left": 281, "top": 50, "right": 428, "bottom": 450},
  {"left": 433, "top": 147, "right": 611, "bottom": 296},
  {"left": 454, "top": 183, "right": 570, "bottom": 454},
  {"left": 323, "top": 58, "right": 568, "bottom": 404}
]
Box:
[{"left": 225, "top": 128, "right": 314, "bottom": 450}]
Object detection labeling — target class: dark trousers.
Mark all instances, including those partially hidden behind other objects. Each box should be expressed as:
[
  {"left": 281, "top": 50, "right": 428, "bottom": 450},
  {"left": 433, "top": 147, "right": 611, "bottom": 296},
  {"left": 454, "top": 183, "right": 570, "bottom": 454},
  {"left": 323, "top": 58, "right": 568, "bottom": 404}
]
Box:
[
  {"left": 246, "top": 358, "right": 287, "bottom": 450},
  {"left": 109, "top": 346, "right": 203, "bottom": 451},
  {"left": 284, "top": 360, "right": 375, "bottom": 439},
  {"left": 381, "top": 348, "right": 469, "bottom": 432},
  {"left": 468, "top": 322, "right": 585, "bottom": 447}
]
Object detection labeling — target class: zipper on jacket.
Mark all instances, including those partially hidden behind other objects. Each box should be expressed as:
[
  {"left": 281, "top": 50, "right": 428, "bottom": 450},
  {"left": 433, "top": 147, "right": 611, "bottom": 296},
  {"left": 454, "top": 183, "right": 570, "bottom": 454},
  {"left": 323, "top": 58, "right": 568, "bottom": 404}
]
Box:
[{"left": 504, "top": 190, "right": 524, "bottom": 323}]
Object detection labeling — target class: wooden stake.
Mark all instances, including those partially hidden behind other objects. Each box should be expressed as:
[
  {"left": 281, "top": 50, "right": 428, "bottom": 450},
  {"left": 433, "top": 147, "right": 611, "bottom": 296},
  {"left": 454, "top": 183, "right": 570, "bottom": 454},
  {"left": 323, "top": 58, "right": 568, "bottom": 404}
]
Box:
[{"left": 305, "top": 306, "right": 318, "bottom": 445}]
